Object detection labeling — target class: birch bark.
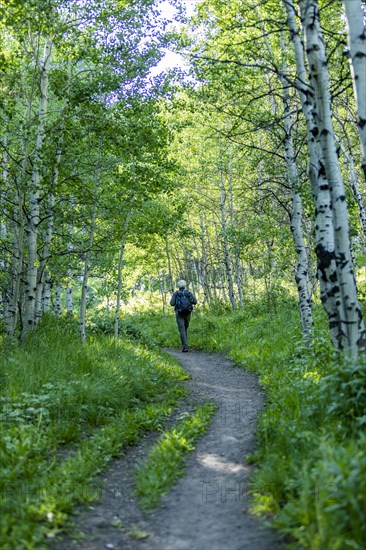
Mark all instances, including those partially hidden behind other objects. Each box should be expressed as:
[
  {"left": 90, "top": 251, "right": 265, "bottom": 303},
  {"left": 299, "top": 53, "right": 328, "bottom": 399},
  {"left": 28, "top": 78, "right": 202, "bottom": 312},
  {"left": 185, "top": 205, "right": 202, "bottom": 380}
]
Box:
[
  {"left": 283, "top": 0, "right": 342, "bottom": 347},
  {"left": 200, "top": 215, "right": 213, "bottom": 304},
  {"left": 1, "top": 118, "right": 9, "bottom": 318},
  {"left": 282, "top": 78, "right": 313, "bottom": 338},
  {"left": 300, "top": 0, "right": 365, "bottom": 353},
  {"left": 54, "top": 282, "right": 61, "bottom": 317},
  {"left": 66, "top": 198, "right": 75, "bottom": 315},
  {"left": 261, "top": 19, "right": 313, "bottom": 336},
  {"left": 342, "top": 0, "right": 366, "bottom": 180},
  {"left": 228, "top": 151, "right": 244, "bottom": 307},
  {"left": 23, "top": 37, "right": 53, "bottom": 339},
  {"left": 219, "top": 167, "right": 237, "bottom": 309},
  {"left": 42, "top": 271, "right": 52, "bottom": 312},
  {"left": 35, "top": 192, "right": 55, "bottom": 320},
  {"left": 35, "top": 129, "right": 63, "bottom": 319},
  {"left": 337, "top": 135, "right": 366, "bottom": 236},
  {"left": 4, "top": 142, "right": 27, "bottom": 338}
]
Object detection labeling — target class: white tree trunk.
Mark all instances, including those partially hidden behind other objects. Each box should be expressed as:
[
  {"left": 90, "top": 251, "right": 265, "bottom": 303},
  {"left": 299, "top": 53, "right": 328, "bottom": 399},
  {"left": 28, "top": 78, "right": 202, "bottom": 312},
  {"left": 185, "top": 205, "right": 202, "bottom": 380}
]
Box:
[
  {"left": 1, "top": 120, "right": 9, "bottom": 319},
  {"left": 228, "top": 151, "right": 244, "bottom": 308},
  {"left": 166, "top": 236, "right": 174, "bottom": 292},
  {"left": 80, "top": 144, "right": 101, "bottom": 344},
  {"left": 284, "top": 0, "right": 343, "bottom": 348},
  {"left": 342, "top": 0, "right": 366, "bottom": 180},
  {"left": 79, "top": 257, "right": 90, "bottom": 343},
  {"left": 66, "top": 197, "right": 75, "bottom": 315},
  {"left": 219, "top": 169, "right": 237, "bottom": 310},
  {"left": 35, "top": 193, "right": 55, "bottom": 320},
  {"left": 35, "top": 135, "right": 62, "bottom": 321},
  {"left": 337, "top": 135, "right": 366, "bottom": 236},
  {"left": 66, "top": 285, "right": 73, "bottom": 315},
  {"left": 23, "top": 38, "right": 53, "bottom": 339},
  {"left": 2, "top": 118, "right": 20, "bottom": 337},
  {"left": 42, "top": 271, "right": 52, "bottom": 312},
  {"left": 54, "top": 282, "right": 62, "bottom": 317},
  {"left": 282, "top": 76, "right": 314, "bottom": 338},
  {"left": 300, "top": 0, "right": 366, "bottom": 353},
  {"left": 200, "top": 215, "right": 213, "bottom": 304},
  {"left": 263, "top": 23, "right": 314, "bottom": 337},
  {"left": 114, "top": 208, "right": 133, "bottom": 339}
]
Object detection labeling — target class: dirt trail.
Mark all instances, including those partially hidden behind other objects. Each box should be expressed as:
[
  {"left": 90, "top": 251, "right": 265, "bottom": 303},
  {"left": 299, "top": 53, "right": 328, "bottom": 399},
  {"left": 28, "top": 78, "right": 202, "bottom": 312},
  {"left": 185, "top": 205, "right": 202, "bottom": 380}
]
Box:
[{"left": 51, "top": 350, "right": 285, "bottom": 550}]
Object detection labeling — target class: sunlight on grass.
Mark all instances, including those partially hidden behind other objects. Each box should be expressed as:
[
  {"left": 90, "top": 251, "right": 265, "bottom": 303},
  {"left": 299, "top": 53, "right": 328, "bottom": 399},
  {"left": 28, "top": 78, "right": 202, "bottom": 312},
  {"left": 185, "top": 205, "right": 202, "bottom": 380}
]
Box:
[
  {"left": 123, "top": 301, "right": 366, "bottom": 550},
  {"left": 0, "top": 316, "right": 188, "bottom": 548},
  {"left": 135, "top": 402, "right": 217, "bottom": 509}
]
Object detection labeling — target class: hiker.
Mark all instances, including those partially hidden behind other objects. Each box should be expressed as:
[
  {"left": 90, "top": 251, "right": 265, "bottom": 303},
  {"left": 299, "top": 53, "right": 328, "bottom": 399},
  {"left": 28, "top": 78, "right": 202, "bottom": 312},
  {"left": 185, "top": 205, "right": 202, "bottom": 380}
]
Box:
[{"left": 170, "top": 280, "right": 197, "bottom": 352}]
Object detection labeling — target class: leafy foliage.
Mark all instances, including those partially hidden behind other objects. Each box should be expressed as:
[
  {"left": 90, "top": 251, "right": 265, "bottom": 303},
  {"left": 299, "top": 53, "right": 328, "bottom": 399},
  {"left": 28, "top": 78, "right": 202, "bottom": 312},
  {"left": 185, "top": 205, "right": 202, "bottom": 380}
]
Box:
[
  {"left": 0, "top": 317, "right": 188, "bottom": 548},
  {"left": 125, "top": 301, "right": 366, "bottom": 549},
  {"left": 135, "top": 402, "right": 217, "bottom": 509}
]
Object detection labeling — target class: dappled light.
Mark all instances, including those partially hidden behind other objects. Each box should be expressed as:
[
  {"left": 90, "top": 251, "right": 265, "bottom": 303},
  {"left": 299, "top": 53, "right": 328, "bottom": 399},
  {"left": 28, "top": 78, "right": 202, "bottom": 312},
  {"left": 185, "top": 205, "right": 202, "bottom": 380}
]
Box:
[
  {"left": 1, "top": 0, "right": 366, "bottom": 548},
  {"left": 197, "top": 452, "right": 249, "bottom": 474}
]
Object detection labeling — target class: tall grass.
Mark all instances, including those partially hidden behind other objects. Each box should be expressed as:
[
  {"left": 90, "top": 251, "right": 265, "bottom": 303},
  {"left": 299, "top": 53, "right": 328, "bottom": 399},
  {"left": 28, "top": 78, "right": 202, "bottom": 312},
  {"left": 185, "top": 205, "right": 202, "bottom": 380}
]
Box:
[
  {"left": 0, "top": 316, "right": 189, "bottom": 548},
  {"left": 118, "top": 301, "right": 366, "bottom": 550},
  {"left": 135, "top": 402, "right": 217, "bottom": 509}
]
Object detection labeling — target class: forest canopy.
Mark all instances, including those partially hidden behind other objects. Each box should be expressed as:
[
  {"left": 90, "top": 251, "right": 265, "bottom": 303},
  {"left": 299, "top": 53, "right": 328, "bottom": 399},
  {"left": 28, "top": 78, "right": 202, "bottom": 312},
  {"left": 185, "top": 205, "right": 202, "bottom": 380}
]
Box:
[
  {"left": 1, "top": 2, "right": 366, "bottom": 549},
  {"left": 0, "top": 0, "right": 366, "bottom": 350}
]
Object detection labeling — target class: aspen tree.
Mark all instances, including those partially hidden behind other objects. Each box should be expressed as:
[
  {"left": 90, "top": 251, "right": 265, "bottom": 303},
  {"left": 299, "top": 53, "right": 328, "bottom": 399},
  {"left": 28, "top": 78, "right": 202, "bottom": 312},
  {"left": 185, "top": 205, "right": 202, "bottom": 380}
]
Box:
[
  {"left": 54, "top": 282, "right": 61, "bottom": 317},
  {"left": 80, "top": 142, "right": 101, "bottom": 344},
  {"left": 1, "top": 119, "right": 10, "bottom": 328},
  {"left": 42, "top": 271, "right": 52, "bottom": 312},
  {"left": 283, "top": 0, "right": 342, "bottom": 347},
  {"left": 342, "top": 0, "right": 366, "bottom": 180},
  {"left": 219, "top": 165, "right": 237, "bottom": 310},
  {"left": 199, "top": 214, "right": 213, "bottom": 304},
  {"left": 282, "top": 77, "right": 313, "bottom": 338},
  {"left": 114, "top": 206, "right": 133, "bottom": 339},
  {"left": 336, "top": 135, "right": 366, "bottom": 236},
  {"left": 299, "top": 0, "right": 365, "bottom": 353},
  {"left": 3, "top": 86, "right": 29, "bottom": 337},
  {"left": 23, "top": 37, "right": 53, "bottom": 339},
  {"left": 227, "top": 150, "right": 244, "bottom": 307},
  {"left": 259, "top": 13, "right": 313, "bottom": 336},
  {"left": 35, "top": 139, "right": 62, "bottom": 321}
]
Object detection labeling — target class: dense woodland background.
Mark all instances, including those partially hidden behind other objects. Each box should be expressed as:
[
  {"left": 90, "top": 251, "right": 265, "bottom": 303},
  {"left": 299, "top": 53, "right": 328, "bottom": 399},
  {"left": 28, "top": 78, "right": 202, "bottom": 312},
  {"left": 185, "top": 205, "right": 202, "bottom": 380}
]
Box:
[{"left": 1, "top": 1, "right": 366, "bottom": 549}]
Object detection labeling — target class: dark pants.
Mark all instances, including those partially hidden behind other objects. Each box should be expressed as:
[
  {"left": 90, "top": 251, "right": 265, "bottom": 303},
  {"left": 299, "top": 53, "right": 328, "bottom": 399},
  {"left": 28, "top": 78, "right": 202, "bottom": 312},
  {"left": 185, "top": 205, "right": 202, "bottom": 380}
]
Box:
[{"left": 176, "top": 312, "right": 191, "bottom": 348}]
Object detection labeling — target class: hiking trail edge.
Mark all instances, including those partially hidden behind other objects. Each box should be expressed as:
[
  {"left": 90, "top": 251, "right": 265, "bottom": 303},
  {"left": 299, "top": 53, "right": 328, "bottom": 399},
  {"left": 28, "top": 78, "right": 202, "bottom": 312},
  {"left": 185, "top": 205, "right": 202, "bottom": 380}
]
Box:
[{"left": 51, "top": 349, "right": 286, "bottom": 550}]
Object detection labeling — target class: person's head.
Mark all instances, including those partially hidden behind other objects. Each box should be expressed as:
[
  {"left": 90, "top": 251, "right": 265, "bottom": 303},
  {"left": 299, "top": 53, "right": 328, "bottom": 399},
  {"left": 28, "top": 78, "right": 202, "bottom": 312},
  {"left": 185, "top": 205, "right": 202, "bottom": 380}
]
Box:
[{"left": 177, "top": 279, "right": 187, "bottom": 289}]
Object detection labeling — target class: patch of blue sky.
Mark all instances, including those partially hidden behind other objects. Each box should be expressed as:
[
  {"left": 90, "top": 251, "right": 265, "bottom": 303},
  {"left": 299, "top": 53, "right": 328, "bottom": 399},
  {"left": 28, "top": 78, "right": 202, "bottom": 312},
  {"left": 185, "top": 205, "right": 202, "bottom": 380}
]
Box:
[{"left": 149, "top": 0, "right": 199, "bottom": 77}]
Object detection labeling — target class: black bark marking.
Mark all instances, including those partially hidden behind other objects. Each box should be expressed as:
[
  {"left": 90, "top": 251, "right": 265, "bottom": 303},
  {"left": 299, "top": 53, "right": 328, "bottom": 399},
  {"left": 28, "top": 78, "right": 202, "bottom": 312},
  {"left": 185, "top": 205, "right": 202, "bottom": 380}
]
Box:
[
  {"left": 316, "top": 244, "right": 337, "bottom": 283},
  {"left": 319, "top": 162, "right": 326, "bottom": 177}
]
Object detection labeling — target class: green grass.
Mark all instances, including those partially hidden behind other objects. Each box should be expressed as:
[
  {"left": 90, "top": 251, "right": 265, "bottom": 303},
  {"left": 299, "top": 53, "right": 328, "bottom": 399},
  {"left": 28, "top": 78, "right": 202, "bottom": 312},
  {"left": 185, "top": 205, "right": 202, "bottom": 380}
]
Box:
[
  {"left": 118, "top": 301, "right": 366, "bottom": 550},
  {"left": 135, "top": 402, "right": 217, "bottom": 509},
  {"left": 0, "top": 316, "right": 189, "bottom": 549}
]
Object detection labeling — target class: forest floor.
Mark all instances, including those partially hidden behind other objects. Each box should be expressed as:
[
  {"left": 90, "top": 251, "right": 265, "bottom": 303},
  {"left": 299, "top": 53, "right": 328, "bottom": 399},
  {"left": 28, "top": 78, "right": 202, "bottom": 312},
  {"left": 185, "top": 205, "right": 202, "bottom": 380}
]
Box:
[{"left": 50, "top": 349, "right": 286, "bottom": 550}]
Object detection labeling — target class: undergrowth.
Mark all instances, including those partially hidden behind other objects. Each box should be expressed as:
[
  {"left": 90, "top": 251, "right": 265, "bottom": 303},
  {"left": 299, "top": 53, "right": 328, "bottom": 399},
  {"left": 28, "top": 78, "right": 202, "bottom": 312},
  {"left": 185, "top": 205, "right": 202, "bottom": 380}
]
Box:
[
  {"left": 135, "top": 402, "right": 217, "bottom": 509},
  {"left": 0, "top": 316, "right": 189, "bottom": 549},
  {"left": 114, "top": 301, "right": 366, "bottom": 550}
]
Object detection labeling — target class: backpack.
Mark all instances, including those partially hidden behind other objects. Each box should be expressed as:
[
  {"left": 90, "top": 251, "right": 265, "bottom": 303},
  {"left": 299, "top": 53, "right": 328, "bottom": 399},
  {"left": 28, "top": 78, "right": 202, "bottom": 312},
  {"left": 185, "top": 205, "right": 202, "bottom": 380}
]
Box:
[{"left": 175, "top": 290, "right": 193, "bottom": 314}]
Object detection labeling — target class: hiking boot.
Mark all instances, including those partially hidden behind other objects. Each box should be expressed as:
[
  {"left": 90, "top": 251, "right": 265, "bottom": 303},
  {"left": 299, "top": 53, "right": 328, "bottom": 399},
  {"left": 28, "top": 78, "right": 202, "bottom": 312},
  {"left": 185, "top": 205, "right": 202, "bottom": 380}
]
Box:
[{"left": 182, "top": 346, "right": 189, "bottom": 352}]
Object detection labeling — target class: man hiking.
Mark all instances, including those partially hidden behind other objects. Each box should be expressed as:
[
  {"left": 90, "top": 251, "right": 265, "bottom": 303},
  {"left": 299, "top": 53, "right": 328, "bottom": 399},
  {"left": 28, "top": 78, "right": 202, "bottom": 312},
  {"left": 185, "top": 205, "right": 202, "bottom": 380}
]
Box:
[{"left": 170, "top": 280, "right": 197, "bottom": 352}]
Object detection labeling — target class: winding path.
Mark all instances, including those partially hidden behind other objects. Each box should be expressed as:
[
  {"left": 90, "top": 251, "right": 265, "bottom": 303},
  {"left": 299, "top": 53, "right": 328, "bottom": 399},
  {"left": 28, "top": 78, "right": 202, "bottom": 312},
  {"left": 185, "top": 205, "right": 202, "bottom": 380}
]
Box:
[{"left": 51, "top": 350, "right": 285, "bottom": 550}]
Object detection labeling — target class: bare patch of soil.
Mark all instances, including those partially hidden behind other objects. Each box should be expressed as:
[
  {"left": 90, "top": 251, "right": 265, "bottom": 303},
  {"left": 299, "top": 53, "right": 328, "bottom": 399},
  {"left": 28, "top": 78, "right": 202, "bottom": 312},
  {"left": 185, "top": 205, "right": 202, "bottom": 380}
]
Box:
[{"left": 50, "top": 350, "right": 286, "bottom": 550}]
